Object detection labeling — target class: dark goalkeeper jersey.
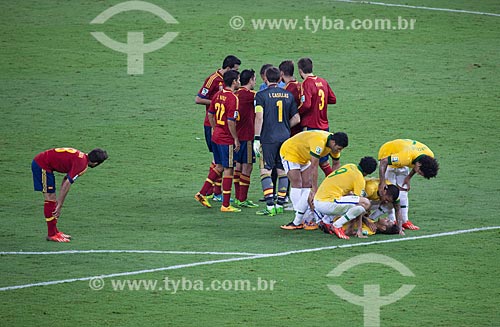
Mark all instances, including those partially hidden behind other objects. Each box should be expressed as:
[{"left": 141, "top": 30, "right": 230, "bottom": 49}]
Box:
[{"left": 255, "top": 84, "right": 298, "bottom": 144}]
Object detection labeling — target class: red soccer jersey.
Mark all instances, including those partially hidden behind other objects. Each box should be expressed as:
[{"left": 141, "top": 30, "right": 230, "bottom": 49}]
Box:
[
  {"left": 197, "top": 70, "right": 224, "bottom": 127},
  {"left": 208, "top": 89, "right": 239, "bottom": 145},
  {"left": 235, "top": 87, "right": 256, "bottom": 141},
  {"left": 284, "top": 80, "right": 302, "bottom": 136},
  {"left": 34, "top": 148, "right": 88, "bottom": 183},
  {"left": 299, "top": 75, "right": 336, "bottom": 130}
]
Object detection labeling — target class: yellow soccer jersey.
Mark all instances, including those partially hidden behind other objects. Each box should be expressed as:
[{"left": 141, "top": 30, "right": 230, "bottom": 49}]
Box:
[
  {"left": 315, "top": 163, "right": 365, "bottom": 202},
  {"left": 364, "top": 178, "right": 380, "bottom": 201},
  {"left": 378, "top": 139, "right": 434, "bottom": 168},
  {"left": 280, "top": 130, "right": 341, "bottom": 164},
  {"left": 364, "top": 178, "right": 396, "bottom": 201}
]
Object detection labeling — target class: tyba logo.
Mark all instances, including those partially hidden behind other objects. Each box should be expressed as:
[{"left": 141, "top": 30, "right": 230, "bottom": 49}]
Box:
[
  {"left": 327, "top": 253, "right": 415, "bottom": 327},
  {"left": 90, "top": 1, "right": 179, "bottom": 74}
]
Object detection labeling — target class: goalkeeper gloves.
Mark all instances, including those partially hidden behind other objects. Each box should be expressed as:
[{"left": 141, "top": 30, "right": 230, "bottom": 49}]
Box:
[{"left": 253, "top": 136, "right": 261, "bottom": 157}]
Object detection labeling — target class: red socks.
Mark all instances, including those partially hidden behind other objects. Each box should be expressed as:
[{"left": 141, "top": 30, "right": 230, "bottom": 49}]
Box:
[
  {"left": 238, "top": 173, "right": 250, "bottom": 201},
  {"left": 44, "top": 200, "right": 57, "bottom": 236},
  {"left": 222, "top": 176, "right": 233, "bottom": 207},
  {"left": 200, "top": 167, "right": 222, "bottom": 196}
]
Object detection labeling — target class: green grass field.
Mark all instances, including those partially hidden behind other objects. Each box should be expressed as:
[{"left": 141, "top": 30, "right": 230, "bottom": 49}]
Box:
[{"left": 1, "top": 0, "right": 499, "bottom": 326}]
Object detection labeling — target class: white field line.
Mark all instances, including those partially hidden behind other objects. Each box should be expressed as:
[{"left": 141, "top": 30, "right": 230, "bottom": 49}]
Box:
[
  {"left": 1, "top": 226, "right": 498, "bottom": 292},
  {"left": 333, "top": 0, "right": 500, "bottom": 17},
  {"left": 0, "top": 250, "right": 261, "bottom": 256}
]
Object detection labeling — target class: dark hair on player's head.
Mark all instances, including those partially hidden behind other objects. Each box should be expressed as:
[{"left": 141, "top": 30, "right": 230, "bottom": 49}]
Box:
[
  {"left": 359, "top": 156, "right": 377, "bottom": 175},
  {"left": 385, "top": 184, "right": 400, "bottom": 202},
  {"left": 88, "top": 148, "right": 108, "bottom": 167},
  {"left": 260, "top": 63, "right": 273, "bottom": 76},
  {"left": 417, "top": 155, "right": 439, "bottom": 179},
  {"left": 240, "top": 69, "right": 255, "bottom": 86},
  {"left": 378, "top": 224, "right": 400, "bottom": 235},
  {"left": 265, "top": 67, "right": 281, "bottom": 83},
  {"left": 223, "top": 70, "right": 240, "bottom": 87},
  {"left": 298, "top": 57, "right": 313, "bottom": 74},
  {"left": 222, "top": 55, "right": 241, "bottom": 69},
  {"left": 332, "top": 132, "right": 348, "bottom": 148},
  {"left": 279, "top": 60, "right": 294, "bottom": 77}
]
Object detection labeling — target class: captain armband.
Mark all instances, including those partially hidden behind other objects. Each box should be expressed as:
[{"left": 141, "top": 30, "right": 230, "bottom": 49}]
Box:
[{"left": 255, "top": 105, "right": 263, "bottom": 113}]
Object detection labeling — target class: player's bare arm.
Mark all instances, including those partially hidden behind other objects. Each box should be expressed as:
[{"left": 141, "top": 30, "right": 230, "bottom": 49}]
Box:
[
  {"left": 227, "top": 120, "right": 240, "bottom": 152},
  {"left": 195, "top": 95, "right": 211, "bottom": 106},
  {"left": 378, "top": 157, "right": 389, "bottom": 193},
  {"left": 207, "top": 112, "right": 216, "bottom": 129},
  {"left": 356, "top": 215, "right": 367, "bottom": 238},
  {"left": 393, "top": 202, "right": 405, "bottom": 235},
  {"left": 401, "top": 169, "right": 416, "bottom": 192},
  {"left": 289, "top": 113, "right": 300, "bottom": 128},
  {"left": 332, "top": 157, "right": 340, "bottom": 171},
  {"left": 307, "top": 155, "right": 321, "bottom": 206},
  {"left": 54, "top": 178, "right": 72, "bottom": 218}
]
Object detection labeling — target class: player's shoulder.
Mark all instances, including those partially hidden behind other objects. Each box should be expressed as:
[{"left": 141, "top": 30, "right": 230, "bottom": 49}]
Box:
[{"left": 204, "top": 70, "right": 223, "bottom": 86}]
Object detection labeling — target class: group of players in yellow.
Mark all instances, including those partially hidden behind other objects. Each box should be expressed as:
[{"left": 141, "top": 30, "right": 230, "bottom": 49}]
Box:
[
  {"left": 193, "top": 55, "right": 439, "bottom": 240},
  {"left": 279, "top": 134, "right": 439, "bottom": 240}
]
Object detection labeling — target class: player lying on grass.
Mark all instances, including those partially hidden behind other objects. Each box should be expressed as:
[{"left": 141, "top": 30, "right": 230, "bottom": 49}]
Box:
[
  {"left": 332, "top": 216, "right": 401, "bottom": 237},
  {"left": 32, "top": 147, "right": 108, "bottom": 242}
]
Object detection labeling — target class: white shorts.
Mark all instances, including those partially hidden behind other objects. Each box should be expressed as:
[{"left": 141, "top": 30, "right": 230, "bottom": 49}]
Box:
[
  {"left": 385, "top": 166, "right": 409, "bottom": 186},
  {"left": 281, "top": 157, "right": 311, "bottom": 174},
  {"left": 314, "top": 195, "right": 360, "bottom": 216}
]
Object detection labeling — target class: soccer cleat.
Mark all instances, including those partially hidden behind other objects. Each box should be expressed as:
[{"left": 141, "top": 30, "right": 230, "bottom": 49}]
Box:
[
  {"left": 213, "top": 194, "right": 234, "bottom": 203},
  {"left": 318, "top": 221, "right": 332, "bottom": 234},
  {"left": 220, "top": 205, "right": 241, "bottom": 213},
  {"left": 236, "top": 199, "right": 259, "bottom": 208},
  {"left": 195, "top": 192, "right": 212, "bottom": 208},
  {"left": 256, "top": 207, "right": 277, "bottom": 216},
  {"left": 46, "top": 233, "right": 70, "bottom": 243},
  {"left": 275, "top": 206, "right": 284, "bottom": 214},
  {"left": 58, "top": 232, "right": 72, "bottom": 239},
  {"left": 280, "top": 222, "right": 303, "bottom": 230},
  {"left": 402, "top": 221, "right": 420, "bottom": 230},
  {"left": 332, "top": 226, "right": 350, "bottom": 240},
  {"left": 303, "top": 221, "right": 319, "bottom": 231}
]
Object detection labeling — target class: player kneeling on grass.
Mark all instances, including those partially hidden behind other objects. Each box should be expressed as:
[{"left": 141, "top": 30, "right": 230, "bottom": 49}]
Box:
[
  {"left": 312, "top": 157, "right": 377, "bottom": 240},
  {"left": 32, "top": 147, "right": 108, "bottom": 242}
]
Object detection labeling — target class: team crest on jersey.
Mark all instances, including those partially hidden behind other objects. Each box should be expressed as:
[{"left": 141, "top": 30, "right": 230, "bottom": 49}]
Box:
[
  {"left": 201, "top": 88, "right": 209, "bottom": 96},
  {"left": 392, "top": 156, "right": 399, "bottom": 162},
  {"left": 315, "top": 146, "right": 322, "bottom": 155},
  {"left": 300, "top": 95, "right": 305, "bottom": 103}
]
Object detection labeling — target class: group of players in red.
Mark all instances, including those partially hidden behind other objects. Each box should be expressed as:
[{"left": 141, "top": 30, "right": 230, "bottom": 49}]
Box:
[{"left": 193, "top": 55, "right": 338, "bottom": 213}]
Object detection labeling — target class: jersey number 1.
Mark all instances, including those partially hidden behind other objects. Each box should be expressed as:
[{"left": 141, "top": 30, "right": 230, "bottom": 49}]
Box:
[{"left": 277, "top": 100, "right": 283, "bottom": 122}]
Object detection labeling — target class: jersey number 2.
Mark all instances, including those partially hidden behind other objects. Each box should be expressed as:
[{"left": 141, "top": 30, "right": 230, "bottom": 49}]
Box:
[{"left": 215, "top": 103, "right": 226, "bottom": 126}]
